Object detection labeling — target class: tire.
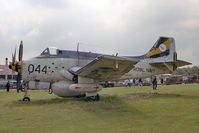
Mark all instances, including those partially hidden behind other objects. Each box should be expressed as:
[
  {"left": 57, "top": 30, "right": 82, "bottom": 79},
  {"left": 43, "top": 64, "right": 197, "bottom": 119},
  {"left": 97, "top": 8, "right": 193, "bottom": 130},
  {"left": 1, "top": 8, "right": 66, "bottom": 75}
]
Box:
[
  {"left": 86, "top": 94, "right": 100, "bottom": 101},
  {"left": 22, "top": 97, "right": 30, "bottom": 102},
  {"left": 95, "top": 94, "right": 100, "bottom": 101}
]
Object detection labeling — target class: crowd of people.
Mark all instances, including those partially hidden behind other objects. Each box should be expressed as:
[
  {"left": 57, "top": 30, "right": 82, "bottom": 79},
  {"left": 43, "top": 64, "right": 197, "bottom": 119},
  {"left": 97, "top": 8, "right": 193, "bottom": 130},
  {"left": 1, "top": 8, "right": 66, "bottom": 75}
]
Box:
[{"left": 123, "top": 76, "right": 164, "bottom": 90}]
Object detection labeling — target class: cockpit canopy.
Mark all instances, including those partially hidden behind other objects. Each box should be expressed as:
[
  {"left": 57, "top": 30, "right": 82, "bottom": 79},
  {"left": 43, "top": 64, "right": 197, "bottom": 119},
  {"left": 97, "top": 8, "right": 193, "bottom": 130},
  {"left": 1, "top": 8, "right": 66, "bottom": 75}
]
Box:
[{"left": 40, "top": 47, "right": 58, "bottom": 56}]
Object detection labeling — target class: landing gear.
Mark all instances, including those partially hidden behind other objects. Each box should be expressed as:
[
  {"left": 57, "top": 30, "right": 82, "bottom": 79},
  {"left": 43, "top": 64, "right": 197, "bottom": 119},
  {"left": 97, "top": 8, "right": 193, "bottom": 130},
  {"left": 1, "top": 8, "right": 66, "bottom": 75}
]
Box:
[
  {"left": 22, "top": 82, "right": 30, "bottom": 102},
  {"left": 86, "top": 94, "right": 100, "bottom": 101},
  {"left": 48, "top": 88, "right": 53, "bottom": 94},
  {"left": 22, "top": 97, "right": 30, "bottom": 102},
  {"left": 75, "top": 94, "right": 86, "bottom": 98},
  {"left": 48, "top": 82, "right": 53, "bottom": 94}
]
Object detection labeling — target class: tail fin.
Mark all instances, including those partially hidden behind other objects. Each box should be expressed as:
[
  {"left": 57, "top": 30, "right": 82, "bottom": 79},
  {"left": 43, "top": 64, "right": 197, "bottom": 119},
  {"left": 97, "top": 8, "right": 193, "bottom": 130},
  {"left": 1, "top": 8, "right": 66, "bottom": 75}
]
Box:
[
  {"left": 145, "top": 37, "right": 176, "bottom": 62},
  {"left": 147, "top": 37, "right": 191, "bottom": 71}
]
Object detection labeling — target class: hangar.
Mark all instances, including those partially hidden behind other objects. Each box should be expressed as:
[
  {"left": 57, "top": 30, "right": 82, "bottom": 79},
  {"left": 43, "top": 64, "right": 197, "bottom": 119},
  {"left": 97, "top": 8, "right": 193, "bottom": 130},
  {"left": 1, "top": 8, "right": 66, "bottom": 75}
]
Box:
[
  {"left": 0, "top": 65, "right": 17, "bottom": 80},
  {"left": 0, "top": 64, "right": 17, "bottom": 89}
]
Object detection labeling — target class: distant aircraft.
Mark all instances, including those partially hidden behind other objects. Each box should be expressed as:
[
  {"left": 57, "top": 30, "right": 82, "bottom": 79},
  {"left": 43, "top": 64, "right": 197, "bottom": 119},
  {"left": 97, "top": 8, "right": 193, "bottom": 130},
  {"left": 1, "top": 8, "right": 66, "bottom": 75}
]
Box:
[{"left": 9, "top": 37, "right": 191, "bottom": 101}]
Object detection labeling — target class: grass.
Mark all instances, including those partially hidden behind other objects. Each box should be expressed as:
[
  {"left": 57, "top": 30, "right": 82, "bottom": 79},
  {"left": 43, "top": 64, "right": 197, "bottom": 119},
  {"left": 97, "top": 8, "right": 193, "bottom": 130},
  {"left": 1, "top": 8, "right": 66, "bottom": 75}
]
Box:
[{"left": 0, "top": 84, "right": 199, "bottom": 133}]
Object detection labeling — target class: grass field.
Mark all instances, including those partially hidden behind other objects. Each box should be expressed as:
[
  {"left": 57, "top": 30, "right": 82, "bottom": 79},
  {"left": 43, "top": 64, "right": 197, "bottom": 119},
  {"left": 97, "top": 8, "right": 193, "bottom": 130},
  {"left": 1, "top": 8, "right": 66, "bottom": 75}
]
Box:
[{"left": 0, "top": 84, "right": 199, "bottom": 133}]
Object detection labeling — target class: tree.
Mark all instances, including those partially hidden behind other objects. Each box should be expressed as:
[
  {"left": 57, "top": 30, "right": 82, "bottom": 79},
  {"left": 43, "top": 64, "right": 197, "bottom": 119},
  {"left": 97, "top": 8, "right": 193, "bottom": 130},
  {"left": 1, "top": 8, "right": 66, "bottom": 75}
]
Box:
[{"left": 175, "top": 66, "right": 199, "bottom": 77}]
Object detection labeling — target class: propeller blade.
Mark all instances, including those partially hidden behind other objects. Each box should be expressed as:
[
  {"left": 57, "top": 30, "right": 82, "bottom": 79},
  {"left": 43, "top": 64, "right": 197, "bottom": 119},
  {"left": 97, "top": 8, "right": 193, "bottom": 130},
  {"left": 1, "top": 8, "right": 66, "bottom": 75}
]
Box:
[
  {"left": 13, "top": 47, "right": 16, "bottom": 64},
  {"left": 12, "top": 53, "right": 14, "bottom": 65},
  {"left": 14, "top": 47, "right": 17, "bottom": 63},
  {"left": 19, "top": 41, "right": 23, "bottom": 61}
]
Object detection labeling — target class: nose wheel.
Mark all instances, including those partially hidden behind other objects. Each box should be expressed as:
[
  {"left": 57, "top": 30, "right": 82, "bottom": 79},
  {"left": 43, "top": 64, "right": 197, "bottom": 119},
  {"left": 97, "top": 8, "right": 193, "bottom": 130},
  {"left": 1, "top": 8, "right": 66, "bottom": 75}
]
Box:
[{"left": 22, "top": 97, "right": 30, "bottom": 102}]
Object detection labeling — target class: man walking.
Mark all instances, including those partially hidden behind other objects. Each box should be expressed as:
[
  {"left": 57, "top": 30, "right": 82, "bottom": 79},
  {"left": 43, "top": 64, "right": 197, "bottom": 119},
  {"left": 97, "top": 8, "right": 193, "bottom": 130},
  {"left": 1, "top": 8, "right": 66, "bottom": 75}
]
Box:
[{"left": 6, "top": 81, "right": 10, "bottom": 92}]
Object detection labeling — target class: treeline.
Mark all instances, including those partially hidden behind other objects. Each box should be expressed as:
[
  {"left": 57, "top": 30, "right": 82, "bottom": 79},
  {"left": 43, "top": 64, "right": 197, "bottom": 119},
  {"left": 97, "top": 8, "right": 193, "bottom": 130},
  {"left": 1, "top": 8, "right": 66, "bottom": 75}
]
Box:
[{"left": 175, "top": 66, "right": 199, "bottom": 76}]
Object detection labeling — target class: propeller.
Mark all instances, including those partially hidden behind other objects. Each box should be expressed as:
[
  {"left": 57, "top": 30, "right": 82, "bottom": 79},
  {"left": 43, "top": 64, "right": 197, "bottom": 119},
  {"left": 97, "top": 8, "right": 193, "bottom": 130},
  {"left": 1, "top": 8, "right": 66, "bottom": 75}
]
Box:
[
  {"left": 8, "top": 41, "right": 23, "bottom": 92},
  {"left": 19, "top": 41, "right": 23, "bottom": 62},
  {"left": 11, "top": 46, "right": 16, "bottom": 67},
  {"left": 9, "top": 41, "right": 23, "bottom": 71}
]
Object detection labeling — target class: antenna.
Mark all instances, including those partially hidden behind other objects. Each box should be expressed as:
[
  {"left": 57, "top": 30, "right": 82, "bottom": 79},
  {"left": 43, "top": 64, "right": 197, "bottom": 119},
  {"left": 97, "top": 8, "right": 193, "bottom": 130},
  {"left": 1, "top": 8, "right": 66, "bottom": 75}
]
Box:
[
  {"left": 77, "top": 42, "right": 79, "bottom": 52},
  {"left": 5, "top": 58, "right": 8, "bottom": 81},
  {"left": 77, "top": 42, "right": 79, "bottom": 66}
]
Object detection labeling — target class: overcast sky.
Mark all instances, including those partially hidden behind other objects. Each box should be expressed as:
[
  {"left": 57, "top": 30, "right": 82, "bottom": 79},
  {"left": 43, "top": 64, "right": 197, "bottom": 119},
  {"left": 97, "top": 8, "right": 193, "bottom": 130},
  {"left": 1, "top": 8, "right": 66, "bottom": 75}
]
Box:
[{"left": 0, "top": 0, "right": 198, "bottom": 65}]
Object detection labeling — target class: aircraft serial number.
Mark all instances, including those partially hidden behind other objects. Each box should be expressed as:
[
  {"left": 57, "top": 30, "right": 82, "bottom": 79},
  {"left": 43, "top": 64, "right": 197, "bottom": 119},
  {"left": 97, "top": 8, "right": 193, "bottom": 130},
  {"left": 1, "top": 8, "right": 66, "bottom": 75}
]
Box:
[
  {"left": 133, "top": 67, "right": 155, "bottom": 73},
  {"left": 28, "top": 64, "right": 47, "bottom": 74}
]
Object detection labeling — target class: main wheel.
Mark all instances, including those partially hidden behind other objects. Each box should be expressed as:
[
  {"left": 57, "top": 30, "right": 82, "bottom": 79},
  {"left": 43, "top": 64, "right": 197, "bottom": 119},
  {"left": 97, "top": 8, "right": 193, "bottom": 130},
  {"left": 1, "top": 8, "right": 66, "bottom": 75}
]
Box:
[
  {"left": 95, "top": 94, "right": 100, "bottom": 101},
  {"left": 86, "top": 94, "right": 100, "bottom": 101},
  {"left": 22, "top": 97, "right": 30, "bottom": 102}
]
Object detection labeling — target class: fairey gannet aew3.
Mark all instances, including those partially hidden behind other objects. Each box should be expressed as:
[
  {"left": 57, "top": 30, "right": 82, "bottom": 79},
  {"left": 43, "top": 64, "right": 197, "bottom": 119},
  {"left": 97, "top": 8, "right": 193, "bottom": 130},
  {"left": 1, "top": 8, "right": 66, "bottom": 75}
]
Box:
[{"left": 9, "top": 37, "right": 191, "bottom": 101}]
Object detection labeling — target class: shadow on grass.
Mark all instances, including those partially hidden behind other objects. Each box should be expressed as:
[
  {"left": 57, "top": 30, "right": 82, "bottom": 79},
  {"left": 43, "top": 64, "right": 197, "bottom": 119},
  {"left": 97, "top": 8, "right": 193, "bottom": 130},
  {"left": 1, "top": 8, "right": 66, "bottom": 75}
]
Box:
[
  {"left": 9, "top": 92, "right": 199, "bottom": 116},
  {"left": 9, "top": 95, "right": 144, "bottom": 116},
  {"left": 10, "top": 92, "right": 199, "bottom": 106},
  {"left": 11, "top": 97, "right": 83, "bottom": 106}
]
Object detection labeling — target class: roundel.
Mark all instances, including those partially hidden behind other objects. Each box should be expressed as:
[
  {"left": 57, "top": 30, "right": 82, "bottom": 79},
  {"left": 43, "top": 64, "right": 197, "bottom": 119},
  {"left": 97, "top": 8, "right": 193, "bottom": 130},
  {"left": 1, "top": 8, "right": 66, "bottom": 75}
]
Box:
[{"left": 159, "top": 44, "right": 166, "bottom": 52}]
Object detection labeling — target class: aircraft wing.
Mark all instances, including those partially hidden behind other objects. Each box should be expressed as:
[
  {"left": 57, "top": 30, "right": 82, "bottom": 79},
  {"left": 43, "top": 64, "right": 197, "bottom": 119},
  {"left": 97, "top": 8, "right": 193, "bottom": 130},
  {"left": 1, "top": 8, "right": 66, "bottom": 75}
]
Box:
[{"left": 73, "top": 55, "right": 138, "bottom": 81}]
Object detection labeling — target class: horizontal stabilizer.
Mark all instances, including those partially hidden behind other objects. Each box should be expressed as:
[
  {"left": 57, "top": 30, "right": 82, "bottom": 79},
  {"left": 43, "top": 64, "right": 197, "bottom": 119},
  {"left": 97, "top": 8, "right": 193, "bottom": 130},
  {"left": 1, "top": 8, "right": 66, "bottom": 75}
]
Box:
[
  {"left": 150, "top": 60, "right": 192, "bottom": 69},
  {"left": 174, "top": 60, "right": 192, "bottom": 67}
]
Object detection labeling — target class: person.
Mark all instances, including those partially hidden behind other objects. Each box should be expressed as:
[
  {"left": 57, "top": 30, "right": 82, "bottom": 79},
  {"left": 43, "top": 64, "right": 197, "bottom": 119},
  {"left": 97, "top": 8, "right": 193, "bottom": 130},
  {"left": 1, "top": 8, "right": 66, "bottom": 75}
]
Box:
[
  {"left": 152, "top": 77, "right": 157, "bottom": 90},
  {"left": 6, "top": 81, "right": 10, "bottom": 92},
  {"left": 161, "top": 78, "right": 164, "bottom": 85},
  {"left": 132, "top": 79, "right": 136, "bottom": 86},
  {"left": 138, "top": 78, "right": 143, "bottom": 86}
]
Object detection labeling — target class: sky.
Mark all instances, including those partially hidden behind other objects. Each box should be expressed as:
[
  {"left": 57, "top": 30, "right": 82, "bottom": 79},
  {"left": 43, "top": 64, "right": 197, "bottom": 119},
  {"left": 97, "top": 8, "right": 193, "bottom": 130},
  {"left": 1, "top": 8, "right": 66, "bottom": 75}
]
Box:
[{"left": 0, "top": 0, "right": 199, "bottom": 66}]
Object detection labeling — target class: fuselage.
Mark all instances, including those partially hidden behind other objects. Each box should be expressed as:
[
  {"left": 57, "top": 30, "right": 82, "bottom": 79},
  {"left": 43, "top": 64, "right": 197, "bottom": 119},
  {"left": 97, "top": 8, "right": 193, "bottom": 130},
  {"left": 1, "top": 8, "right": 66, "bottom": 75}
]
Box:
[
  {"left": 21, "top": 47, "right": 170, "bottom": 97},
  {"left": 23, "top": 47, "right": 170, "bottom": 82}
]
